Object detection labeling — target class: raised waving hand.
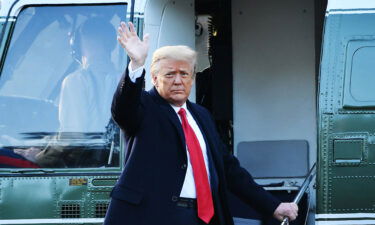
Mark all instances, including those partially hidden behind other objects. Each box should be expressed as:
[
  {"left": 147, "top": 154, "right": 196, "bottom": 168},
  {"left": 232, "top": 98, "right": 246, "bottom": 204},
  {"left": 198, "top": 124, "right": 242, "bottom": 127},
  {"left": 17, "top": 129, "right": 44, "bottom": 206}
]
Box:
[{"left": 117, "top": 21, "right": 150, "bottom": 70}]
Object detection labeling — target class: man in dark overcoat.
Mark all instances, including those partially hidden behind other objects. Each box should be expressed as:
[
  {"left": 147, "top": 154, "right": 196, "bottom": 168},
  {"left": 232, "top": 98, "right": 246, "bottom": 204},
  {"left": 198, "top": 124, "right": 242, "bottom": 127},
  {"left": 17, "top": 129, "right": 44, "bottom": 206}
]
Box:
[{"left": 104, "top": 21, "right": 298, "bottom": 225}]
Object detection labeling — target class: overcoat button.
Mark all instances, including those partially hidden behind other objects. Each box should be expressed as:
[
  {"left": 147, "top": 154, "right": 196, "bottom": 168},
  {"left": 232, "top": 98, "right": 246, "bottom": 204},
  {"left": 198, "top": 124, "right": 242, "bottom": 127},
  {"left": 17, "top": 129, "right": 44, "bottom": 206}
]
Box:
[
  {"left": 181, "top": 164, "right": 187, "bottom": 169},
  {"left": 172, "top": 196, "right": 178, "bottom": 202}
]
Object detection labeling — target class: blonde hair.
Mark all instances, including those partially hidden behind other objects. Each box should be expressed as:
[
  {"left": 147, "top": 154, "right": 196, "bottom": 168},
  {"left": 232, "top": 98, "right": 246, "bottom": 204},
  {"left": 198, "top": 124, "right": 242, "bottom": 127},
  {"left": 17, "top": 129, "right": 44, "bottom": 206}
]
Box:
[{"left": 150, "top": 45, "right": 197, "bottom": 76}]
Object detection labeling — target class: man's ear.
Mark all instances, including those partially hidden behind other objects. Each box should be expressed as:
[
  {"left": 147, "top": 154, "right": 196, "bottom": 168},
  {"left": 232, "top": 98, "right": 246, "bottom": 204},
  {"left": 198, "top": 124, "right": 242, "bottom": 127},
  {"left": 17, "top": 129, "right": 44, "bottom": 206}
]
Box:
[{"left": 151, "top": 73, "right": 158, "bottom": 87}]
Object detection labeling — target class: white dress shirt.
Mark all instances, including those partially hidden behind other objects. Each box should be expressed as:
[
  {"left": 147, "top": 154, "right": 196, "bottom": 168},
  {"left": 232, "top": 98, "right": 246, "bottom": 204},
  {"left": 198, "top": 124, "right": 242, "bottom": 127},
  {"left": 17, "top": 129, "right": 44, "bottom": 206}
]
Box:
[{"left": 128, "top": 64, "right": 211, "bottom": 199}]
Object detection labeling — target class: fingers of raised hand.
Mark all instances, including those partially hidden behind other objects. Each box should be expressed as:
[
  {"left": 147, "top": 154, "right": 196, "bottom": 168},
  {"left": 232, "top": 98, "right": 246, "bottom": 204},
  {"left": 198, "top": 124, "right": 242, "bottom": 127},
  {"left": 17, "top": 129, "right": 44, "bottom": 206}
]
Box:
[
  {"left": 129, "top": 22, "right": 136, "bottom": 33},
  {"left": 117, "top": 35, "right": 125, "bottom": 48},
  {"left": 120, "top": 21, "right": 137, "bottom": 38},
  {"left": 120, "top": 21, "right": 130, "bottom": 38},
  {"left": 118, "top": 24, "right": 128, "bottom": 41},
  {"left": 118, "top": 21, "right": 142, "bottom": 45},
  {"left": 117, "top": 28, "right": 123, "bottom": 39}
]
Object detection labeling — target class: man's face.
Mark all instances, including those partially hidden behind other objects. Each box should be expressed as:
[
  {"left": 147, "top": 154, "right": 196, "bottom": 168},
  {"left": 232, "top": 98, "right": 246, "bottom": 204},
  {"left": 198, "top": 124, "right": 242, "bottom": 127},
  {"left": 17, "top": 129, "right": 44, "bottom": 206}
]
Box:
[{"left": 152, "top": 58, "right": 194, "bottom": 107}]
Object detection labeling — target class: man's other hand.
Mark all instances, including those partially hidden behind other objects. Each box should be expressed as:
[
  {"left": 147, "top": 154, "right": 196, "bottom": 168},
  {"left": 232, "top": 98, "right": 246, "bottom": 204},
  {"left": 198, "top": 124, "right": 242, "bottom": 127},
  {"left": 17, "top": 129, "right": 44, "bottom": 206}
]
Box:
[
  {"left": 117, "top": 21, "right": 149, "bottom": 70},
  {"left": 273, "top": 202, "right": 298, "bottom": 222}
]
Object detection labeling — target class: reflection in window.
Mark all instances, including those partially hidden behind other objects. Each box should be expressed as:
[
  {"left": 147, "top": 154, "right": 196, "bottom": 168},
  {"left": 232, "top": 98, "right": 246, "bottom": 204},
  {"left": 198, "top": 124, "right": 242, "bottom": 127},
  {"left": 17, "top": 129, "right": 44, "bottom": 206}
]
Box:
[{"left": 0, "top": 5, "right": 127, "bottom": 168}]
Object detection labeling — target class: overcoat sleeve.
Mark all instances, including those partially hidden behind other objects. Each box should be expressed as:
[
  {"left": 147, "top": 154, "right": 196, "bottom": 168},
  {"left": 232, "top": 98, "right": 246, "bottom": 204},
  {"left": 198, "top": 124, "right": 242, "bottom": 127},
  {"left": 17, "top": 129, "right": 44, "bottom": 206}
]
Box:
[
  {"left": 203, "top": 111, "right": 282, "bottom": 216},
  {"left": 221, "top": 144, "right": 282, "bottom": 216},
  {"left": 111, "top": 67, "right": 146, "bottom": 135}
]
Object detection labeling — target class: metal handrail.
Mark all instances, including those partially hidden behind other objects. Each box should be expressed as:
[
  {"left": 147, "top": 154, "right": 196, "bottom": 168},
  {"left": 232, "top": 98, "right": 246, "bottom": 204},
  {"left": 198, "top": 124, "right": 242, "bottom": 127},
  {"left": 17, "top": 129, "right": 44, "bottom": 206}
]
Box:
[{"left": 281, "top": 163, "right": 316, "bottom": 225}]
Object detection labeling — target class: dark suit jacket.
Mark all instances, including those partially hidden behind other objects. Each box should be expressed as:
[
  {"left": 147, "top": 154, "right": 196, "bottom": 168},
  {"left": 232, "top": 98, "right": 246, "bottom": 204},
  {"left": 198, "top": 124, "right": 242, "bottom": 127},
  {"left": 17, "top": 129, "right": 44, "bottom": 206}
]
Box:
[{"left": 104, "top": 69, "right": 281, "bottom": 225}]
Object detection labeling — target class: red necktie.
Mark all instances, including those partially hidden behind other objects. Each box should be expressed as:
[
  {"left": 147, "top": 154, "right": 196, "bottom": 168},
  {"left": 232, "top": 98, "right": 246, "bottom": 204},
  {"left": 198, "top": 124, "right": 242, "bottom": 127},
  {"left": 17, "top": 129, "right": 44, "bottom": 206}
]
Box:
[{"left": 178, "top": 108, "right": 214, "bottom": 224}]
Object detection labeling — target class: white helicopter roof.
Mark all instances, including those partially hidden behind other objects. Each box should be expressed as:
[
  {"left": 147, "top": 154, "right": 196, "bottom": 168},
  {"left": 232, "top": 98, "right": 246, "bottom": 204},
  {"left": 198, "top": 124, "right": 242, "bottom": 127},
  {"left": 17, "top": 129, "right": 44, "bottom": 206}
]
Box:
[{"left": 0, "top": 0, "right": 147, "bottom": 17}]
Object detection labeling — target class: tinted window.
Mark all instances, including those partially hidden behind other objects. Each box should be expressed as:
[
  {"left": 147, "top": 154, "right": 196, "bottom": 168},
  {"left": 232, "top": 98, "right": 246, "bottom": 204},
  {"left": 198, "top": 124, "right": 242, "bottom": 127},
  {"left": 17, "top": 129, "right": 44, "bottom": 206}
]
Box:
[
  {"left": 344, "top": 40, "right": 375, "bottom": 107},
  {"left": 349, "top": 46, "right": 375, "bottom": 101},
  {"left": 0, "top": 4, "right": 127, "bottom": 169}
]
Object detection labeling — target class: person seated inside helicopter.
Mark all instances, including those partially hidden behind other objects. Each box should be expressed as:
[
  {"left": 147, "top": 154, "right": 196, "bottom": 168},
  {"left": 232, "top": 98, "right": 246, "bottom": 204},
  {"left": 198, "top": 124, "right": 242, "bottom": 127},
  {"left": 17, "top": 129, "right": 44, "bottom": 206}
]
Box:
[
  {"left": 13, "top": 18, "right": 121, "bottom": 168},
  {"left": 58, "top": 18, "right": 120, "bottom": 133}
]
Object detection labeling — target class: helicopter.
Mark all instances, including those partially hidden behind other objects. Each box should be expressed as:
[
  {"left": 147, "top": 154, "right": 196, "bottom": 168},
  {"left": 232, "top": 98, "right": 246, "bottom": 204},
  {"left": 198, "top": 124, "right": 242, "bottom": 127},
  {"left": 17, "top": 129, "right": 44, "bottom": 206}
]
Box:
[{"left": 0, "top": 0, "right": 373, "bottom": 225}]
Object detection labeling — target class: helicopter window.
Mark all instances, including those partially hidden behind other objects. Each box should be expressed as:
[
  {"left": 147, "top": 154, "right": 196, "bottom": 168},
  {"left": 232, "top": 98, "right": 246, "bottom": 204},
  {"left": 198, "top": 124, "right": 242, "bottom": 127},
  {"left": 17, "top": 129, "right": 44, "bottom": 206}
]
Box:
[
  {"left": 0, "top": 4, "right": 128, "bottom": 169},
  {"left": 343, "top": 40, "right": 375, "bottom": 108}
]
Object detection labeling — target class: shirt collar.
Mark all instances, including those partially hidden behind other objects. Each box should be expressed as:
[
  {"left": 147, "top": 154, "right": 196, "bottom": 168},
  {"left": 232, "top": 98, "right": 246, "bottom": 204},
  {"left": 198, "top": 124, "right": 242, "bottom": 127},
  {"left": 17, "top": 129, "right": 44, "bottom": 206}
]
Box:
[{"left": 170, "top": 102, "right": 188, "bottom": 114}]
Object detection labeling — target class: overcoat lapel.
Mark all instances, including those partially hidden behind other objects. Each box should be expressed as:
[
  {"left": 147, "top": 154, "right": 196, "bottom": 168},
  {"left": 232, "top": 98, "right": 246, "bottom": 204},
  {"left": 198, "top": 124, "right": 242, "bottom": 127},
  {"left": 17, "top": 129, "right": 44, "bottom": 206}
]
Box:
[
  {"left": 148, "top": 88, "right": 187, "bottom": 158},
  {"left": 187, "top": 101, "right": 217, "bottom": 158},
  {"left": 187, "top": 102, "right": 228, "bottom": 224},
  {"left": 187, "top": 102, "right": 221, "bottom": 174}
]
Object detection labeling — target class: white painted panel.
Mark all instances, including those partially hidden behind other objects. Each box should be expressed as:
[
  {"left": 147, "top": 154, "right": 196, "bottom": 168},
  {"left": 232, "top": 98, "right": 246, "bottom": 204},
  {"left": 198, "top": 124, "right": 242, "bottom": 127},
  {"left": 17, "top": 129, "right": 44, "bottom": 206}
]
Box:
[
  {"left": 133, "top": 0, "right": 147, "bottom": 13},
  {"left": 144, "top": 0, "right": 169, "bottom": 26},
  {"left": 157, "top": 1, "right": 194, "bottom": 48},
  {"left": 232, "top": 0, "right": 316, "bottom": 160}
]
